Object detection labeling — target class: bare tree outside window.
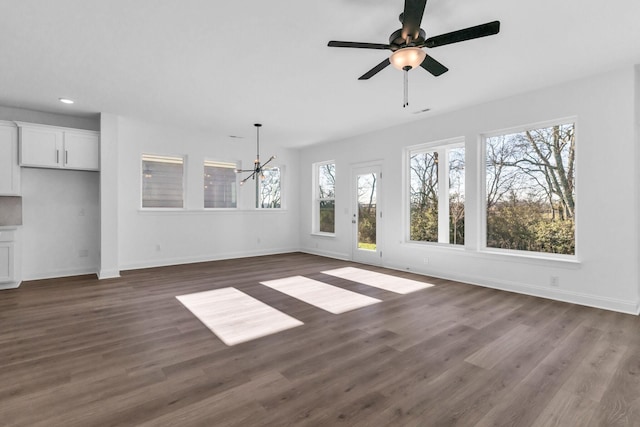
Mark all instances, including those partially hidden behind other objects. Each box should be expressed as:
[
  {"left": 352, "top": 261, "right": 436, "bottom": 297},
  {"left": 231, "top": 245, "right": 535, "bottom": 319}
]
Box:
[
  {"left": 448, "top": 147, "right": 465, "bottom": 245},
  {"left": 485, "top": 122, "right": 575, "bottom": 254},
  {"left": 260, "top": 167, "right": 281, "bottom": 208},
  {"left": 409, "top": 143, "right": 465, "bottom": 244},
  {"left": 317, "top": 163, "right": 335, "bottom": 233},
  {"left": 410, "top": 151, "right": 439, "bottom": 242},
  {"left": 357, "top": 173, "right": 377, "bottom": 249}
]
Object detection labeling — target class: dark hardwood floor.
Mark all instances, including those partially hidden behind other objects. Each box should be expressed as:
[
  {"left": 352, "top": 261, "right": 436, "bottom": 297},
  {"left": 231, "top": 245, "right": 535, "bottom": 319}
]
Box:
[{"left": 1, "top": 253, "right": 639, "bottom": 426}]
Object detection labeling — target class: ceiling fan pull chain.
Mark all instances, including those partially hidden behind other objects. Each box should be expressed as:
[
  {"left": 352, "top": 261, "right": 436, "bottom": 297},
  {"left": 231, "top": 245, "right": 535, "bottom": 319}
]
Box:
[{"left": 403, "top": 66, "right": 410, "bottom": 108}]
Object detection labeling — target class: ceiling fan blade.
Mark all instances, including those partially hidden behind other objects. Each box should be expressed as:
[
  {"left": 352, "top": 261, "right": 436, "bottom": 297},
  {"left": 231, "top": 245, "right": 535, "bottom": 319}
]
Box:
[
  {"left": 420, "top": 55, "right": 448, "bottom": 76},
  {"left": 358, "top": 58, "right": 391, "bottom": 80},
  {"left": 401, "top": 0, "right": 428, "bottom": 41},
  {"left": 425, "top": 21, "right": 500, "bottom": 48},
  {"left": 328, "top": 41, "right": 391, "bottom": 50}
]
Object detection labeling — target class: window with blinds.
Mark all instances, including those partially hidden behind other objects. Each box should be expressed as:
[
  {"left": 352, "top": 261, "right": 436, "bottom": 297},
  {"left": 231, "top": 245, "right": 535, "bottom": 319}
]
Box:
[
  {"left": 141, "top": 154, "right": 184, "bottom": 208},
  {"left": 204, "top": 160, "right": 237, "bottom": 208}
]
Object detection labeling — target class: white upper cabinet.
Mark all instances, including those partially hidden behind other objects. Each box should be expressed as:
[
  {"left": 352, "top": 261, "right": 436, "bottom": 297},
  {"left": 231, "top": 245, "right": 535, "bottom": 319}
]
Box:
[
  {"left": 19, "top": 125, "right": 64, "bottom": 168},
  {"left": 17, "top": 122, "right": 100, "bottom": 171},
  {"left": 62, "top": 130, "right": 100, "bottom": 170},
  {"left": 0, "top": 122, "right": 21, "bottom": 195}
]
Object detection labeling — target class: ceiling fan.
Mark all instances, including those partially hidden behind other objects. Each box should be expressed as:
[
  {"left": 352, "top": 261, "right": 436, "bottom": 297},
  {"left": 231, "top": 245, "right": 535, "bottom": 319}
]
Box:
[{"left": 328, "top": 0, "right": 500, "bottom": 107}]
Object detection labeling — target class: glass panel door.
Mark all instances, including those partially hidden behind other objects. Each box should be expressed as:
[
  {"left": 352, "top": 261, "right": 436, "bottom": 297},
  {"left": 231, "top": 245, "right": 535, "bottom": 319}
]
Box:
[{"left": 352, "top": 165, "right": 382, "bottom": 265}]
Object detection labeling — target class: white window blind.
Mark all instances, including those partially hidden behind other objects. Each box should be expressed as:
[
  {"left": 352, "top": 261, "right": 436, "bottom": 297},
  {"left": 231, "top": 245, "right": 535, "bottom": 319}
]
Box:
[
  {"left": 204, "top": 160, "right": 237, "bottom": 208},
  {"left": 141, "top": 154, "right": 184, "bottom": 208}
]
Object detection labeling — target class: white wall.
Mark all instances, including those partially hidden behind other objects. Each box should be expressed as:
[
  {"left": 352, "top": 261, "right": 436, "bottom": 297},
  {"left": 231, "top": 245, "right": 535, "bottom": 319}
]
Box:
[
  {"left": 21, "top": 168, "right": 100, "bottom": 279},
  {"left": 0, "top": 106, "right": 99, "bottom": 131},
  {"left": 99, "top": 113, "right": 119, "bottom": 278},
  {"left": 299, "top": 66, "right": 639, "bottom": 314},
  {"left": 115, "top": 117, "right": 300, "bottom": 270},
  {"left": 636, "top": 64, "right": 640, "bottom": 308}
]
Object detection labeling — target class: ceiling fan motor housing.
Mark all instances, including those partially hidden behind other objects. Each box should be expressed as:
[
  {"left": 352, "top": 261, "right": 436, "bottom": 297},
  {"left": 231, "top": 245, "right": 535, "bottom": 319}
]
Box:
[{"left": 389, "top": 28, "right": 426, "bottom": 50}]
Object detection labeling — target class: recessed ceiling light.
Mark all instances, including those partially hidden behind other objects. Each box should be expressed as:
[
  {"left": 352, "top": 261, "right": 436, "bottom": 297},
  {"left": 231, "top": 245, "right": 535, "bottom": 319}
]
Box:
[{"left": 58, "top": 98, "right": 74, "bottom": 104}]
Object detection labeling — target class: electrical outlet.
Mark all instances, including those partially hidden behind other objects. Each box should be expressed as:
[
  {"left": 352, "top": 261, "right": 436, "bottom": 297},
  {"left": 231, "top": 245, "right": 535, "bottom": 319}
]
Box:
[
  {"left": 550, "top": 276, "right": 560, "bottom": 287},
  {"left": 155, "top": 244, "right": 161, "bottom": 252},
  {"left": 78, "top": 249, "right": 88, "bottom": 258},
  {"left": 423, "top": 257, "right": 429, "bottom": 264}
]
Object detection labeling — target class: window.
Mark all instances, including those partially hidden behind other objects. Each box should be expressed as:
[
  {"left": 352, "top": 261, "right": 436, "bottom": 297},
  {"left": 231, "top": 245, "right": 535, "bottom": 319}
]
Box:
[
  {"left": 408, "top": 139, "right": 465, "bottom": 245},
  {"left": 314, "top": 161, "right": 336, "bottom": 233},
  {"left": 141, "top": 154, "right": 184, "bottom": 208},
  {"left": 204, "top": 160, "right": 237, "bottom": 208},
  {"left": 484, "top": 121, "right": 575, "bottom": 255},
  {"left": 259, "top": 166, "right": 282, "bottom": 208}
]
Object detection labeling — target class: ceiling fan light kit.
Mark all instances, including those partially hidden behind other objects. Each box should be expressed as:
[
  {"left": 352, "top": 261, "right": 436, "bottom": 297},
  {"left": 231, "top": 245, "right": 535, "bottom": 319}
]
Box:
[
  {"left": 390, "top": 47, "right": 426, "bottom": 70},
  {"left": 328, "top": 0, "right": 500, "bottom": 107}
]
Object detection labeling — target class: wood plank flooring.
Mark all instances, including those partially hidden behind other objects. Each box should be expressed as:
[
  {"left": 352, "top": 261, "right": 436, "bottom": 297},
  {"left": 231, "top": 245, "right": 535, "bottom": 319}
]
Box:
[{"left": 1, "top": 252, "right": 639, "bottom": 426}]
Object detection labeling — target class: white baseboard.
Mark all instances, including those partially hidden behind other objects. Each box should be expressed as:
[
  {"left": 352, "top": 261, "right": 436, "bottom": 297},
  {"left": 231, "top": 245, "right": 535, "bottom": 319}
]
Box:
[
  {"left": 23, "top": 267, "right": 98, "bottom": 281},
  {"left": 120, "top": 247, "right": 300, "bottom": 272},
  {"left": 98, "top": 269, "right": 121, "bottom": 280},
  {"left": 385, "top": 262, "right": 639, "bottom": 315},
  {"left": 300, "top": 248, "right": 351, "bottom": 261},
  {"left": 0, "top": 281, "right": 21, "bottom": 290}
]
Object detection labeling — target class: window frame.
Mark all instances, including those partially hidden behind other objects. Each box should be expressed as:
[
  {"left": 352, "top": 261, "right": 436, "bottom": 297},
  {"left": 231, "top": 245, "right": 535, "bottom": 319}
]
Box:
[
  {"left": 312, "top": 160, "right": 336, "bottom": 236},
  {"left": 203, "top": 159, "right": 239, "bottom": 210},
  {"left": 480, "top": 117, "right": 578, "bottom": 260},
  {"left": 140, "top": 153, "right": 186, "bottom": 210},
  {"left": 405, "top": 137, "right": 465, "bottom": 246},
  {"left": 257, "top": 164, "right": 284, "bottom": 209}
]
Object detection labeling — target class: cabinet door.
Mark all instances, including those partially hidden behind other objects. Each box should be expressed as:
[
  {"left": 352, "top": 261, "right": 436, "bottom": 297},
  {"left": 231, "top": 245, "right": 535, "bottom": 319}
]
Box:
[
  {"left": 0, "top": 242, "right": 13, "bottom": 283},
  {"left": 19, "top": 127, "right": 63, "bottom": 168},
  {"left": 0, "top": 124, "right": 20, "bottom": 195},
  {"left": 63, "top": 131, "right": 99, "bottom": 170}
]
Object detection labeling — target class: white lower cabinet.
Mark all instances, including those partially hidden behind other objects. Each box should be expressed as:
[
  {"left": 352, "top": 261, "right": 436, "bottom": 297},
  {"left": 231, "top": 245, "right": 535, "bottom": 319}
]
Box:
[{"left": 0, "top": 227, "right": 20, "bottom": 289}]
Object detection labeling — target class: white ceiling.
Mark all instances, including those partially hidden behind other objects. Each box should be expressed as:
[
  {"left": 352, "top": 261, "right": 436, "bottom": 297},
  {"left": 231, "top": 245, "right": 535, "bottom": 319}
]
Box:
[{"left": 1, "top": 0, "right": 639, "bottom": 147}]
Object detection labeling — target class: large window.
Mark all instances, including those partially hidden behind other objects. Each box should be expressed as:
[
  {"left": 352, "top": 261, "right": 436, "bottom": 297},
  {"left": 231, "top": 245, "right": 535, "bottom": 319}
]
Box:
[
  {"left": 484, "top": 121, "right": 576, "bottom": 255},
  {"left": 259, "top": 167, "right": 282, "bottom": 208},
  {"left": 314, "top": 161, "right": 336, "bottom": 234},
  {"left": 204, "top": 160, "right": 237, "bottom": 208},
  {"left": 141, "top": 154, "right": 184, "bottom": 208},
  {"left": 408, "top": 139, "right": 465, "bottom": 245}
]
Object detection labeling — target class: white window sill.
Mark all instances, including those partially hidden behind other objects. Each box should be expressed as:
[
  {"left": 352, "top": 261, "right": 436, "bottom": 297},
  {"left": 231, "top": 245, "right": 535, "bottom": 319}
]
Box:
[
  {"left": 403, "top": 240, "right": 466, "bottom": 251},
  {"left": 477, "top": 248, "right": 580, "bottom": 266},
  {"left": 402, "top": 241, "right": 580, "bottom": 267},
  {"left": 138, "top": 208, "right": 288, "bottom": 215},
  {"left": 311, "top": 232, "right": 336, "bottom": 238}
]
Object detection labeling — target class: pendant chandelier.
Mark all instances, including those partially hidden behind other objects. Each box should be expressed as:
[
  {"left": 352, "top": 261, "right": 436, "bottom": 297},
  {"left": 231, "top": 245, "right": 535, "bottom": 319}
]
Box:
[{"left": 235, "top": 123, "right": 276, "bottom": 208}]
